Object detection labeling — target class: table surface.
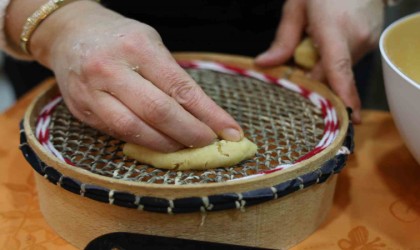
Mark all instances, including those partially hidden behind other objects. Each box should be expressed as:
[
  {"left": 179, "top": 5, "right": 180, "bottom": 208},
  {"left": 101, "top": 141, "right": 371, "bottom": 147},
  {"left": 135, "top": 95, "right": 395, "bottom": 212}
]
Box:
[{"left": 1, "top": 80, "right": 419, "bottom": 250}]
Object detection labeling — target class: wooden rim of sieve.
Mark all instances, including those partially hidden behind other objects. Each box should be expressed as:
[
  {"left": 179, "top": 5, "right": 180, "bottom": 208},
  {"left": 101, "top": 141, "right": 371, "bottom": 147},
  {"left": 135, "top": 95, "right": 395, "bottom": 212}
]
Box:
[{"left": 23, "top": 53, "right": 349, "bottom": 199}]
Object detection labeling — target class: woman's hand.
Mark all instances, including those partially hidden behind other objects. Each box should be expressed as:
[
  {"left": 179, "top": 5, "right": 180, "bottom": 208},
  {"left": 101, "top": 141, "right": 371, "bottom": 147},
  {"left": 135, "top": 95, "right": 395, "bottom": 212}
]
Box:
[
  {"left": 255, "top": 0, "right": 385, "bottom": 123},
  {"left": 31, "top": 1, "right": 243, "bottom": 152}
]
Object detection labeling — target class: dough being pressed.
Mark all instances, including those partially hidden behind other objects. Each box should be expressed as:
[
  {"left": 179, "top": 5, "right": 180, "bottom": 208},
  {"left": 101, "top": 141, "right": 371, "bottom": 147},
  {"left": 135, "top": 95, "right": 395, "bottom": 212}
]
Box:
[
  {"left": 294, "top": 37, "right": 319, "bottom": 69},
  {"left": 123, "top": 138, "right": 258, "bottom": 170}
]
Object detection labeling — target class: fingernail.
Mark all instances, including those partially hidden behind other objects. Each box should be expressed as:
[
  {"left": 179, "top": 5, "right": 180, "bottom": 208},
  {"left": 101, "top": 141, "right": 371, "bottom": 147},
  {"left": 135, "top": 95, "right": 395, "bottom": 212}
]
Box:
[{"left": 220, "top": 128, "right": 243, "bottom": 142}]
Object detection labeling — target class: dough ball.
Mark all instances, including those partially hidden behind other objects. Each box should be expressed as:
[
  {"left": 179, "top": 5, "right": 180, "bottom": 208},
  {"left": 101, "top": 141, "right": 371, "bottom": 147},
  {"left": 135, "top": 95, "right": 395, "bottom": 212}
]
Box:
[
  {"left": 294, "top": 37, "right": 319, "bottom": 69},
  {"left": 123, "top": 138, "right": 258, "bottom": 170}
]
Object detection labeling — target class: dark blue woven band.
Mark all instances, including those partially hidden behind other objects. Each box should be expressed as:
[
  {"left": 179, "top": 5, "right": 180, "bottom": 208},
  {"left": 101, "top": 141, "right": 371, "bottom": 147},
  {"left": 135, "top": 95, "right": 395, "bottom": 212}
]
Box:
[{"left": 19, "top": 118, "right": 354, "bottom": 214}]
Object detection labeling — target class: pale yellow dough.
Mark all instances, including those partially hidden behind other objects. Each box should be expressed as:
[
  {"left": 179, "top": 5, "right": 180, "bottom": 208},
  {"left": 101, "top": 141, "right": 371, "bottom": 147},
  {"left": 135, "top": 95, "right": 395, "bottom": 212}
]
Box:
[
  {"left": 294, "top": 37, "right": 319, "bottom": 69},
  {"left": 123, "top": 138, "right": 258, "bottom": 170}
]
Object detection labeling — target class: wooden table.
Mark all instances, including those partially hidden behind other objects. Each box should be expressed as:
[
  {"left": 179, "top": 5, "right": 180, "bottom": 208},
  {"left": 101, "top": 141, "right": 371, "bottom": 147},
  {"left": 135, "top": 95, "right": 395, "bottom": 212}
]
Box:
[{"left": 1, "top": 81, "right": 419, "bottom": 250}]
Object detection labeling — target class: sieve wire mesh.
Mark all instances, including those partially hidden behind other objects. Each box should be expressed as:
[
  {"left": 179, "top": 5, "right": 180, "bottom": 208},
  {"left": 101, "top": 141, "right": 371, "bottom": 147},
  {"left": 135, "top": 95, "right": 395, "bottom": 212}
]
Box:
[{"left": 49, "top": 68, "right": 325, "bottom": 184}]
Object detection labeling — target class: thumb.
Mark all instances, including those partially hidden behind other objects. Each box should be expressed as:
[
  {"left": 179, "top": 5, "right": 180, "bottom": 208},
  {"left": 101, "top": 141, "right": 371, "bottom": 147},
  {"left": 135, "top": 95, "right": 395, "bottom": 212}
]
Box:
[{"left": 255, "top": 0, "right": 307, "bottom": 67}]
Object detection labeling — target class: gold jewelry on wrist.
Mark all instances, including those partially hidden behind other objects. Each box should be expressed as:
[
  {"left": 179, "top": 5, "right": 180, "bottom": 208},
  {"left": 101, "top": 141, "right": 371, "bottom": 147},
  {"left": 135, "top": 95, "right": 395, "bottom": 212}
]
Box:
[{"left": 19, "top": 0, "right": 100, "bottom": 55}]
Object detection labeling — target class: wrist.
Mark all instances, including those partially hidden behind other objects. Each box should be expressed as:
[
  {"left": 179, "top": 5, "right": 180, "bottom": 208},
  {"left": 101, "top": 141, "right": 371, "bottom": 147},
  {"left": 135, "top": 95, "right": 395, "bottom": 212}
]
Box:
[
  {"left": 4, "top": 0, "right": 48, "bottom": 59},
  {"left": 30, "top": 0, "right": 103, "bottom": 67}
]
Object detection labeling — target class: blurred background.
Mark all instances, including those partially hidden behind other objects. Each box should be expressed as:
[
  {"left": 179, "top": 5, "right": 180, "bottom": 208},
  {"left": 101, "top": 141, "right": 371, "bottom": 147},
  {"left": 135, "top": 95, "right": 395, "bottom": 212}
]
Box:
[{"left": 0, "top": 1, "right": 419, "bottom": 113}]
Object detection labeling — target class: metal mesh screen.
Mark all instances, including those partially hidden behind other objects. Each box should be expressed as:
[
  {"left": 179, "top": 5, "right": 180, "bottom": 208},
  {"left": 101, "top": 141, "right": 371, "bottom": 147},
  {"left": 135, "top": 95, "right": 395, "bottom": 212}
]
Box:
[{"left": 49, "top": 68, "right": 325, "bottom": 184}]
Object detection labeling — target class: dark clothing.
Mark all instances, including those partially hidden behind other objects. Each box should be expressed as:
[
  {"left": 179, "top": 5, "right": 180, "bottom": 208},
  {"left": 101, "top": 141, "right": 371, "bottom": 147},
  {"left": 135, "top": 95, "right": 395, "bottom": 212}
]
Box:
[{"left": 105, "top": 0, "right": 284, "bottom": 56}]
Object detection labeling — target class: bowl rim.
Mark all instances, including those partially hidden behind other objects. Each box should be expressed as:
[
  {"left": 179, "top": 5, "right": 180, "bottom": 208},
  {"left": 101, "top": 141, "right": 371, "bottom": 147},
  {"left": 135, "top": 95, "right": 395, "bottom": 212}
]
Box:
[{"left": 380, "top": 12, "right": 420, "bottom": 90}]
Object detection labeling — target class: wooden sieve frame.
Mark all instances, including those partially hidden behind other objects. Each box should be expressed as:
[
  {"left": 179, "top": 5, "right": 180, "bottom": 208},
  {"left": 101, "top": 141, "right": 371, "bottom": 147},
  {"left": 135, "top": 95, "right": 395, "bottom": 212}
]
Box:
[
  {"left": 21, "top": 53, "right": 350, "bottom": 249},
  {"left": 23, "top": 52, "right": 349, "bottom": 199}
]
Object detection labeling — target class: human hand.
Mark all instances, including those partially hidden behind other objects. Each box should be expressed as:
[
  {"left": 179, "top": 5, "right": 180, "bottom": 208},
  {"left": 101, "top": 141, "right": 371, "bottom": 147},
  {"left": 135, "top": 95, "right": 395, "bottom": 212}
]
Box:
[
  {"left": 255, "top": 0, "right": 385, "bottom": 123},
  {"left": 30, "top": 1, "right": 242, "bottom": 152}
]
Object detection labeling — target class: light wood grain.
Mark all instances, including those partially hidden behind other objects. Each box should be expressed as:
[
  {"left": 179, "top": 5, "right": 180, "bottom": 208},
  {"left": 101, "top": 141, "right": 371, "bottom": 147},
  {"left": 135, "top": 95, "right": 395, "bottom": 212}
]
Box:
[{"left": 36, "top": 170, "right": 337, "bottom": 249}]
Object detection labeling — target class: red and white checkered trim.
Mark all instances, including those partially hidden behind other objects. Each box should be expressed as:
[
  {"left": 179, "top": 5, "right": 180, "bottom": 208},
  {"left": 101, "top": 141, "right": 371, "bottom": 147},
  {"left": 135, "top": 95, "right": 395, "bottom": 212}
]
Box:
[
  {"left": 35, "top": 60, "right": 340, "bottom": 177},
  {"left": 35, "top": 95, "right": 73, "bottom": 165}
]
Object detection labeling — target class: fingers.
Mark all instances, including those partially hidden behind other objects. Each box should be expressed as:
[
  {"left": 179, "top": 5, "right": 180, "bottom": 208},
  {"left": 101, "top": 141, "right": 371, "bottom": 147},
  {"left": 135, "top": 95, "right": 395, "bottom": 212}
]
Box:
[
  {"left": 51, "top": 17, "right": 243, "bottom": 152},
  {"left": 309, "top": 62, "right": 325, "bottom": 83},
  {"left": 312, "top": 28, "right": 362, "bottom": 123},
  {"left": 107, "top": 69, "right": 220, "bottom": 149},
  {"left": 255, "top": 0, "right": 307, "bottom": 67},
  {"left": 85, "top": 91, "right": 185, "bottom": 152},
  {"left": 134, "top": 47, "right": 243, "bottom": 142}
]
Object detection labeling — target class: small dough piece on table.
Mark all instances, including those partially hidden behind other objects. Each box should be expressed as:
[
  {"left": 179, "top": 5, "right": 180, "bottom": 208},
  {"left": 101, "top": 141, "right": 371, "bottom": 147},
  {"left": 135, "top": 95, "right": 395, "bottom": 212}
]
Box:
[
  {"left": 294, "top": 37, "right": 319, "bottom": 69},
  {"left": 123, "top": 138, "right": 258, "bottom": 170}
]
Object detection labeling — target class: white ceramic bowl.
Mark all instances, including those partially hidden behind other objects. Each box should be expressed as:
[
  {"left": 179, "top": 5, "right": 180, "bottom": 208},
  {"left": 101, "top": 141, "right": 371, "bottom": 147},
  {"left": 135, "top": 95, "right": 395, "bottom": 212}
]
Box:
[{"left": 380, "top": 12, "right": 420, "bottom": 164}]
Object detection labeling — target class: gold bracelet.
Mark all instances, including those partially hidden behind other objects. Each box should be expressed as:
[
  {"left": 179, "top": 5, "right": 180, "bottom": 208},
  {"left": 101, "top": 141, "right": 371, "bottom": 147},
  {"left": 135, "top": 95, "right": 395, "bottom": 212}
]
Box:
[{"left": 20, "top": 0, "right": 99, "bottom": 55}]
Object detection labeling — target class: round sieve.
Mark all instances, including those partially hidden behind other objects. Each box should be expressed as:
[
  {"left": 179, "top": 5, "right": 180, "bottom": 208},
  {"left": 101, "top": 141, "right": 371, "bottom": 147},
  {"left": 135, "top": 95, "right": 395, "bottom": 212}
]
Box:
[
  {"left": 34, "top": 61, "right": 339, "bottom": 185},
  {"left": 20, "top": 54, "right": 353, "bottom": 249}
]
